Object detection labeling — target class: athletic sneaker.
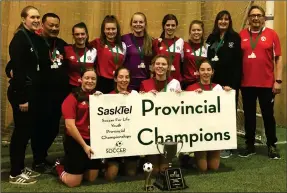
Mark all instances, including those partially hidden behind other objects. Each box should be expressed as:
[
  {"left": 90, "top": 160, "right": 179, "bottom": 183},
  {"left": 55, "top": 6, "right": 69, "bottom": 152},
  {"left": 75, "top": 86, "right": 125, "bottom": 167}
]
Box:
[
  {"left": 22, "top": 167, "right": 41, "bottom": 178},
  {"left": 268, "top": 146, "right": 281, "bottom": 159},
  {"left": 220, "top": 150, "right": 232, "bottom": 159},
  {"left": 9, "top": 173, "right": 37, "bottom": 185},
  {"left": 32, "top": 161, "right": 53, "bottom": 174},
  {"left": 238, "top": 146, "right": 256, "bottom": 158}
]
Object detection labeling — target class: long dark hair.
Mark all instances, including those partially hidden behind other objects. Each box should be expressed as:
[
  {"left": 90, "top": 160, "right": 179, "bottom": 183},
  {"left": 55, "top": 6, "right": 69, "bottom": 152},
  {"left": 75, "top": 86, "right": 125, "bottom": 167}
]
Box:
[
  {"left": 72, "top": 22, "right": 91, "bottom": 48},
  {"left": 100, "top": 15, "right": 123, "bottom": 50},
  {"left": 160, "top": 14, "right": 178, "bottom": 39},
  {"left": 72, "top": 68, "right": 97, "bottom": 103},
  {"left": 130, "top": 12, "right": 153, "bottom": 56},
  {"left": 15, "top": 5, "right": 39, "bottom": 34},
  {"left": 211, "top": 10, "right": 235, "bottom": 36}
]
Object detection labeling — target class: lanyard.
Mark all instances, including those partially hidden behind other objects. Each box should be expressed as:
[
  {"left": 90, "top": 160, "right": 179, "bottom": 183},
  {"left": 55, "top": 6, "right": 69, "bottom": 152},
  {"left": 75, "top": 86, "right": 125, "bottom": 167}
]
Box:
[
  {"left": 249, "top": 28, "right": 263, "bottom": 50},
  {"left": 44, "top": 38, "right": 57, "bottom": 60},
  {"left": 20, "top": 28, "right": 39, "bottom": 64},
  {"left": 155, "top": 79, "right": 167, "bottom": 92},
  {"left": 190, "top": 41, "right": 202, "bottom": 65},
  {"left": 106, "top": 41, "right": 119, "bottom": 65},
  {"left": 215, "top": 35, "right": 224, "bottom": 54},
  {"left": 163, "top": 38, "right": 176, "bottom": 63},
  {"left": 131, "top": 34, "right": 144, "bottom": 61},
  {"left": 198, "top": 82, "right": 212, "bottom": 90},
  {"left": 49, "top": 40, "right": 57, "bottom": 60},
  {"left": 73, "top": 47, "right": 87, "bottom": 65}
]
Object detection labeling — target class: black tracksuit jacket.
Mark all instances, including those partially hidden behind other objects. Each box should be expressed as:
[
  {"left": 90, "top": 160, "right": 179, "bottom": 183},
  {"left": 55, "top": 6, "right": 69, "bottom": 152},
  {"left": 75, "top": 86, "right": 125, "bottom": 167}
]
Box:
[{"left": 206, "top": 31, "right": 242, "bottom": 89}]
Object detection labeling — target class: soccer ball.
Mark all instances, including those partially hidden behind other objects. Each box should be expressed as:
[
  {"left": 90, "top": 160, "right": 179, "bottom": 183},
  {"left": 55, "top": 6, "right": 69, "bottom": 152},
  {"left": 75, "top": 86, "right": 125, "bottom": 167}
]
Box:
[
  {"left": 116, "top": 141, "right": 123, "bottom": 147},
  {"left": 143, "top": 162, "right": 153, "bottom": 172}
]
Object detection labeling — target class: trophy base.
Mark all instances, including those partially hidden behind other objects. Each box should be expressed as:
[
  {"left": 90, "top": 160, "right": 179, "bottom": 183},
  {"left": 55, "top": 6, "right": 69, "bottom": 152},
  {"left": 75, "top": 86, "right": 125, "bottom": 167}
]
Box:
[
  {"left": 153, "top": 167, "right": 187, "bottom": 191},
  {"left": 144, "top": 185, "right": 155, "bottom": 191}
]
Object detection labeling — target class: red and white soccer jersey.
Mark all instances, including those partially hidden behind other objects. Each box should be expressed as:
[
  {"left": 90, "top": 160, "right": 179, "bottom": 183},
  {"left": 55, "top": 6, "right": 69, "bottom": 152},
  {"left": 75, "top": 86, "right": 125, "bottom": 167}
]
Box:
[
  {"left": 185, "top": 82, "right": 220, "bottom": 91},
  {"left": 240, "top": 27, "right": 281, "bottom": 88},
  {"left": 183, "top": 42, "right": 207, "bottom": 84},
  {"left": 139, "top": 77, "right": 181, "bottom": 92},
  {"left": 152, "top": 37, "right": 184, "bottom": 81},
  {"left": 62, "top": 92, "right": 92, "bottom": 139},
  {"left": 64, "top": 45, "right": 97, "bottom": 86},
  {"left": 90, "top": 38, "right": 126, "bottom": 79}
]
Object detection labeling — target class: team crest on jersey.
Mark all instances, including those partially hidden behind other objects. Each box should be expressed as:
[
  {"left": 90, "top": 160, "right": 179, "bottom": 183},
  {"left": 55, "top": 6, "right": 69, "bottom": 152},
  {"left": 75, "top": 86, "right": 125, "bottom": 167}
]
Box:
[
  {"left": 186, "top": 49, "right": 190, "bottom": 52},
  {"left": 159, "top": 47, "right": 163, "bottom": 50},
  {"left": 228, "top": 42, "right": 234, "bottom": 48},
  {"left": 70, "top": 56, "right": 75, "bottom": 60},
  {"left": 87, "top": 56, "right": 92, "bottom": 61},
  {"left": 261, "top": 36, "right": 266, "bottom": 41},
  {"left": 176, "top": 46, "right": 180, "bottom": 51}
]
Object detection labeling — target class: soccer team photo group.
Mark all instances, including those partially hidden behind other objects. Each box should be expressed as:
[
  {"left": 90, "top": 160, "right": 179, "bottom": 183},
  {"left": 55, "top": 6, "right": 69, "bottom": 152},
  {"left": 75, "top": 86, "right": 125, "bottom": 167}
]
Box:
[{"left": 1, "top": 1, "right": 286, "bottom": 192}]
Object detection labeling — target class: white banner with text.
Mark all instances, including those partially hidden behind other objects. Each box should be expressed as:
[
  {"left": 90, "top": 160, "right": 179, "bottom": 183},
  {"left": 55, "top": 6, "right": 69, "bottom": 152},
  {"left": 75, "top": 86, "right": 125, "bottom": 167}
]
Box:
[{"left": 90, "top": 91, "right": 237, "bottom": 159}]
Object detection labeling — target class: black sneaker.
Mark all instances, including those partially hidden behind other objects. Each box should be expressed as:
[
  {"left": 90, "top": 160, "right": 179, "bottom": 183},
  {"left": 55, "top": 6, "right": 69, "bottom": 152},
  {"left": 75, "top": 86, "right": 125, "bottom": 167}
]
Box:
[
  {"left": 238, "top": 146, "right": 256, "bottom": 158},
  {"left": 268, "top": 146, "right": 281, "bottom": 159},
  {"left": 32, "top": 162, "right": 53, "bottom": 174}
]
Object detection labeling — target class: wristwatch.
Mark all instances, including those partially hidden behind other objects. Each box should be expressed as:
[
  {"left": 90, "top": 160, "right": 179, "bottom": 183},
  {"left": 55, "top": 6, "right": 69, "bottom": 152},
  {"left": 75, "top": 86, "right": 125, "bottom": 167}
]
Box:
[{"left": 276, "top": 80, "right": 282, "bottom": 84}]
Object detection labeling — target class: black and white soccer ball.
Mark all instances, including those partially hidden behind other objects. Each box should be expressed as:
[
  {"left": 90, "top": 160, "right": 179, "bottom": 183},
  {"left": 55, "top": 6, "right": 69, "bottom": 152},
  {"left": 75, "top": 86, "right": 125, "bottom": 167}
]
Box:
[
  {"left": 115, "top": 141, "right": 123, "bottom": 147},
  {"left": 143, "top": 162, "right": 153, "bottom": 172}
]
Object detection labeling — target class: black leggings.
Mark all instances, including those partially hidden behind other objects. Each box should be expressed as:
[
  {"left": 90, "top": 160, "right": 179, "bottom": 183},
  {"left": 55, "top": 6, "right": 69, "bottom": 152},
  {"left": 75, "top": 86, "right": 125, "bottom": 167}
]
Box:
[{"left": 8, "top": 85, "right": 33, "bottom": 176}]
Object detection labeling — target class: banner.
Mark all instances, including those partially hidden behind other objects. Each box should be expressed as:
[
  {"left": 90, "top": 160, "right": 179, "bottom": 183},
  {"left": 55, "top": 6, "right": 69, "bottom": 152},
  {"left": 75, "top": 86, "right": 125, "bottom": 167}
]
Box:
[{"left": 90, "top": 91, "right": 237, "bottom": 159}]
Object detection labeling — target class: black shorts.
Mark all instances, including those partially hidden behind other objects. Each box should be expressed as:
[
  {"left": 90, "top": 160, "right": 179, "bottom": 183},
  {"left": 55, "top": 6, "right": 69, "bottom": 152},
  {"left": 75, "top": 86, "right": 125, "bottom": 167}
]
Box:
[
  {"left": 106, "top": 156, "right": 140, "bottom": 165},
  {"left": 64, "top": 135, "right": 102, "bottom": 174}
]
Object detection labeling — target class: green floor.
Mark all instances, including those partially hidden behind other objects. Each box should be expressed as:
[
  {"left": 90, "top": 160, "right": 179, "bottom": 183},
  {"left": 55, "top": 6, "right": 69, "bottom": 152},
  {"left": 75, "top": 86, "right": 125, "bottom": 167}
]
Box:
[{"left": 1, "top": 128, "right": 286, "bottom": 192}]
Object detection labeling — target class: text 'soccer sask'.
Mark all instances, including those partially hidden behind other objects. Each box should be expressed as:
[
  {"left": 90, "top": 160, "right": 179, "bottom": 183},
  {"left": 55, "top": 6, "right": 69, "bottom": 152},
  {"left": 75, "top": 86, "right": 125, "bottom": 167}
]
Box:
[{"left": 89, "top": 91, "right": 237, "bottom": 159}]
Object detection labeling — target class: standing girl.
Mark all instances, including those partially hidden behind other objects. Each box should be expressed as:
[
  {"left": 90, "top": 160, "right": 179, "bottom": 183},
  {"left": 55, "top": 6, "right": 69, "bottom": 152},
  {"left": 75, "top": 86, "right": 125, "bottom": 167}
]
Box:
[
  {"left": 152, "top": 14, "right": 184, "bottom": 82},
  {"left": 90, "top": 15, "right": 127, "bottom": 94},
  {"left": 121, "top": 12, "right": 153, "bottom": 91},
  {"left": 182, "top": 20, "right": 207, "bottom": 90},
  {"left": 7, "top": 5, "right": 51, "bottom": 184},
  {"left": 64, "top": 22, "right": 97, "bottom": 90}
]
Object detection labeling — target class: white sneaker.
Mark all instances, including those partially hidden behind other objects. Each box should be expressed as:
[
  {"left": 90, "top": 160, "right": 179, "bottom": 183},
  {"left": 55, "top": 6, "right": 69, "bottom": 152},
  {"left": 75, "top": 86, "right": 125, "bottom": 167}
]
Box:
[
  {"left": 9, "top": 173, "right": 37, "bottom": 185},
  {"left": 22, "top": 167, "right": 41, "bottom": 178}
]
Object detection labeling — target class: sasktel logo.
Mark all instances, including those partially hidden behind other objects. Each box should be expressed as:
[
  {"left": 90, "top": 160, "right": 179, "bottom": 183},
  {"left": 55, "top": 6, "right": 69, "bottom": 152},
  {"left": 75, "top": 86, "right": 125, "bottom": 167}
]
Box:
[{"left": 106, "top": 141, "right": 126, "bottom": 154}]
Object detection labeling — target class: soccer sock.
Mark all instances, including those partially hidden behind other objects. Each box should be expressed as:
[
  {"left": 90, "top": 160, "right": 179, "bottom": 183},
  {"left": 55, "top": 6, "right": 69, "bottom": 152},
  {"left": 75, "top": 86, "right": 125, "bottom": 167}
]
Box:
[{"left": 56, "top": 164, "right": 65, "bottom": 178}]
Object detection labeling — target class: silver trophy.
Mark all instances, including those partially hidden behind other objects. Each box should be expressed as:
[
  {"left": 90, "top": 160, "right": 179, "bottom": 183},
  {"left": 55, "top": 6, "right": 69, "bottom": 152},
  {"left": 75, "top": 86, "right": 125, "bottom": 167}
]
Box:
[{"left": 154, "top": 140, "right": 187, "bottom": 191}]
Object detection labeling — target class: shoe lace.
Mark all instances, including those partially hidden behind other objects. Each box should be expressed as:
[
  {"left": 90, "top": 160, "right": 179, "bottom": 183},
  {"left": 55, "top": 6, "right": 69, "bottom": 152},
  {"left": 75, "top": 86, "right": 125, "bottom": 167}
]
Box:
[
  {"left": 19, "top": 173, "right": 30, "bottom": 180},
  {"left": 22, "top": 167, "right": 34, "bottom": 176}
]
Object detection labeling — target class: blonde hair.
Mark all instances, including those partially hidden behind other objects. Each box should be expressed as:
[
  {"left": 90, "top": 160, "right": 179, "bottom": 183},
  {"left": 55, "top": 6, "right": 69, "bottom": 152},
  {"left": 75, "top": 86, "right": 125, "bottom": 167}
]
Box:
[{"left": 130, "top": 12, "right": 153, "bottom": 56}]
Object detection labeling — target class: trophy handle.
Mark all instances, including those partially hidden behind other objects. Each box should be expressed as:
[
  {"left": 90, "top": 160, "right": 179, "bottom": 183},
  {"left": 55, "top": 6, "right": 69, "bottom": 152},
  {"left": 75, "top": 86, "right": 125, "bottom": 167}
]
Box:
[{"left": 177, "top": 140, "right": 183, "bottom": 155}]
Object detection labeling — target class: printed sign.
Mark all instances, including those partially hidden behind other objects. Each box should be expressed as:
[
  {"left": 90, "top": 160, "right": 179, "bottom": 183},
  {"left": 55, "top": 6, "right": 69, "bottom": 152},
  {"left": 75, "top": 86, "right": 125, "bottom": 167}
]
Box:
[{"left": 89, "top": 91, "right": 237, "bottom": 159}]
